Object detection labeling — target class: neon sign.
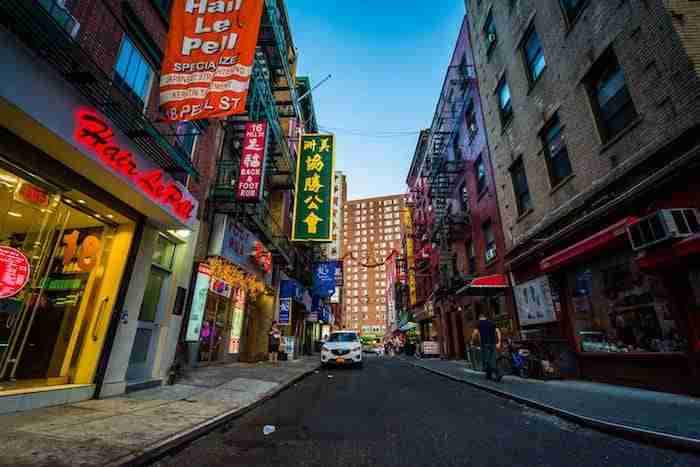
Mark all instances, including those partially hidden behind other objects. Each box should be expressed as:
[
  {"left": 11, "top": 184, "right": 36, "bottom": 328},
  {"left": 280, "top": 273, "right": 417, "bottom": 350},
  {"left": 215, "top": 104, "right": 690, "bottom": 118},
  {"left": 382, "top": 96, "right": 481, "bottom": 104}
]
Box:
[{"left": 74, "top": 109, "right": 195, "bottom": 222}]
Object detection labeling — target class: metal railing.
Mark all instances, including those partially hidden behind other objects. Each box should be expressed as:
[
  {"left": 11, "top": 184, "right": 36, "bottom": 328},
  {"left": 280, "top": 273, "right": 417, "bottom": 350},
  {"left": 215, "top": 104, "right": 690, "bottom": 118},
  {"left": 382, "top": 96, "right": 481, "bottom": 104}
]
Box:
[{"left": 0, "top": 0, "right": 199, "bottom": 179}]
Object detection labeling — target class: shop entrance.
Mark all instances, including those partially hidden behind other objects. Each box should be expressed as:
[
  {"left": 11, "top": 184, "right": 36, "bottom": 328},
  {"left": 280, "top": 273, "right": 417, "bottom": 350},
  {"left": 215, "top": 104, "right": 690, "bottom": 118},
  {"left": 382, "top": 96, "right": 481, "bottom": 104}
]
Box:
[{"left": 0, "top": 166, "right": 133, "bottom": 392}]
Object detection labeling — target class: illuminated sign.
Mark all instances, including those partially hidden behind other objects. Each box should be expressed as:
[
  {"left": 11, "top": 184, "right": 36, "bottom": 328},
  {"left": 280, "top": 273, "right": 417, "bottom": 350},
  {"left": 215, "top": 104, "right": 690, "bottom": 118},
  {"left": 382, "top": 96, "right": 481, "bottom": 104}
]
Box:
[
  {"left": 0, "top": 246, "right": 31, "bottom": 299},
  {"left": 185, "top": 263, "right": 211, "bottom": 341},
  {"left": 74, "top": 109, "right": 197, "bottom": 224},
  {"left": 236, "top": 121, "right": 268, "bottom": 202},
  {"left": 15, "top": 182, "right": 49, "bottom": 209},
  {"left": 228, "top": 288, "right": 246, "bottom": 354},
  {"left": 253, "top": 241, "right": 272, "bottom": 274},
  {"left": 210, "top": 278, "right": 232, "bottom": 298}
]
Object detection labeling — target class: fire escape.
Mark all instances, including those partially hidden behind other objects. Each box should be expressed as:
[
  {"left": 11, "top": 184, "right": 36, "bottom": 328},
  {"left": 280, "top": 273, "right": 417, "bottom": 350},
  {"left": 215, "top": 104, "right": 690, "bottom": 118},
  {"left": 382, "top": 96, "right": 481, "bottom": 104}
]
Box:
[
  {"left": 424, "top": 63, "right": 475, "bottom": 295},
  {"left": 0, "top": 0, "right": 200, "bottom": 180}
]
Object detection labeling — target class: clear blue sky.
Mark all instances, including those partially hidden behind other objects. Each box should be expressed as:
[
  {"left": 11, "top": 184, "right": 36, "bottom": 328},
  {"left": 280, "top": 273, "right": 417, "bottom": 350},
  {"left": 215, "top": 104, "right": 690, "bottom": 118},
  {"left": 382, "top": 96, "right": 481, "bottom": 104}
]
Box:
[{"left": 286, "top": 1, "right": 466, "bottom": 200}]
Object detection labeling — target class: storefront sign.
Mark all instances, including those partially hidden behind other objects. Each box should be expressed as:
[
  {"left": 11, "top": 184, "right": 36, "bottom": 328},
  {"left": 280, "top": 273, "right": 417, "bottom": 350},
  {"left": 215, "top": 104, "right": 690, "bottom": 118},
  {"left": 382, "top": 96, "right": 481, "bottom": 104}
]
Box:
[
  {"left": 160, "top": 0, "right": 265, "bottom": 121},
  {"left": 278, "top": 297, "right": 291, "bottom": 326},
  {"left": 0, "top": 246, "right": 30, "bottom": 299},
  {"left": 292, "top": 134, "right": 335, "bottom": 242},
  {"left": 514, "top": 276, "right": 557, "bottom": 326},
  {"left": 236, "top": 121, "right": 268, "bottom": 201},
  {"left": 210, "top": 278, "right": 232, "bottom": 298},
  {"left": 402, "top": 207, "right": 417, "bottom": 306},
  {"left": 312, "top": 261, "right": 337, "bottom": 298},
  {"left": 228, "top": 288, "right": 246, "bottom": 354},
  {"left": 421, "top": 341, "right": 440, "bottom": 355},
  {"left": 74, "top": 110, "right": 197, "bottom": 225},
  {"left": 253, "top": 241, "right": 272, "bottom": 275},
  {"left": 334, "top": 260, "right": 343, "bottom": 286},
  {"left": 185, "top": 263, "right": 212, "bottom": 341},
  {"left": 15, "top": 182, "right": 49, "bottom": 209}
]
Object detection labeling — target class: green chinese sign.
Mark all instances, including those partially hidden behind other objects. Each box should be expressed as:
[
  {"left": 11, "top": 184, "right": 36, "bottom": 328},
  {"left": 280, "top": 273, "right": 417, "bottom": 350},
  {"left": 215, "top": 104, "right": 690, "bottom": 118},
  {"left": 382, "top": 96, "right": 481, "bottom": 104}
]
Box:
[{"left": 292, "top": 134, "right": 335, "bottom": 242}]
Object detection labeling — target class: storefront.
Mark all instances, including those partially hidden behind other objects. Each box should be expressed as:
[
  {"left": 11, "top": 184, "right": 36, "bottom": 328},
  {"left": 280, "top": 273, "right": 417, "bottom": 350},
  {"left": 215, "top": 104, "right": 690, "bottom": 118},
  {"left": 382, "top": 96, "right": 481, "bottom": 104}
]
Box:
[
  {"left": 0, "top": 24, "right": 200, "bottom": 408},
  {"left": 535, "top": 213, "right": 700, "bottom": 394}
]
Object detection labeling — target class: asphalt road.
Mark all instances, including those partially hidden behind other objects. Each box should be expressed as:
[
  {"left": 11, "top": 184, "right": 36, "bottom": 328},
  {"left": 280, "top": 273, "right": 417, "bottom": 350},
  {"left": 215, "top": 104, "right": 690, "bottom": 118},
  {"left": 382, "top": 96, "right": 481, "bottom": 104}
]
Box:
[{"left": 152, "top": 356, "right": 699, "bottom": 467}]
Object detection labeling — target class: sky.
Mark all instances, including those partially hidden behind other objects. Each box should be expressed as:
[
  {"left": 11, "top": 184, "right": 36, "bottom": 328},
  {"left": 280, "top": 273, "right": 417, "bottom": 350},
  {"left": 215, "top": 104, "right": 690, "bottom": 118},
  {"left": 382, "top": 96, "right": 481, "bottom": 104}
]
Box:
[{"left": 286, "top": 1, "right": 466, "bottom": 201}]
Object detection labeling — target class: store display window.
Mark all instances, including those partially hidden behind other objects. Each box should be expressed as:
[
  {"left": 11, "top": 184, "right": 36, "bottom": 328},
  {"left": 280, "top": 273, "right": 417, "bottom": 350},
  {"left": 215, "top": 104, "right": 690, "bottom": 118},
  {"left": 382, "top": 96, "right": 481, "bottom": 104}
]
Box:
[{"left": 567, "top": 252, "right": 686, "bottom": 354}]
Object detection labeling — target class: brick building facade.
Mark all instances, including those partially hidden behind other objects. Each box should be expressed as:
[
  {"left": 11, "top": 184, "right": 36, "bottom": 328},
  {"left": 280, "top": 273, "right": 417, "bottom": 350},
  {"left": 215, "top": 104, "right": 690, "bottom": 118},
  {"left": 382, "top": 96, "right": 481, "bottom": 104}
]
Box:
[
  {"left": 342, "top": 195, "right": 406, "bottom": 338},
  {"left": 465, "top": 0, "right": 700, "bottom": 394}
]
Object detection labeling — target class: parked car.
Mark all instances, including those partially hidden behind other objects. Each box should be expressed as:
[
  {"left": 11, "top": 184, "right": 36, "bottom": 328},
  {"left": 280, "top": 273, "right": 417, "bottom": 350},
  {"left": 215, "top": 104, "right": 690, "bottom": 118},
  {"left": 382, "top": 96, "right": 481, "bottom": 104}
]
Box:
[{"left": 321, "top": 331, "right": 363, "bottom": 368}]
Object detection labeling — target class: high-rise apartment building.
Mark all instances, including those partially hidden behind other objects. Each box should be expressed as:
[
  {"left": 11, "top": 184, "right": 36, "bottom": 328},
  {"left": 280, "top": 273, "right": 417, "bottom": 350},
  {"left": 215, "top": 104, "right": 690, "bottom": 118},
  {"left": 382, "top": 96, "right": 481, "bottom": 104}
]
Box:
[{"left": 342, "top": 195, "right": 406, "bottom": 337}]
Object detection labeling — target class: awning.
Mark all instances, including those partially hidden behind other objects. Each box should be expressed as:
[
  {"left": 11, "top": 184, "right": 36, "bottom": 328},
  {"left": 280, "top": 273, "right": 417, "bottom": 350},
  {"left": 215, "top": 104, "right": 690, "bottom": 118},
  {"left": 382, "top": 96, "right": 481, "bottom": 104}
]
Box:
[
  {"left": 539, "top": 217, "right": 638, "bottom": 273},
  {"left": 674, "top": 233, "right": 700, "bottom": 258},
  {"left": 637, "top": 233, "right": 700, "bottom": 269},
  {"left": 399, "top": 322, "right": 417, "bottom": 332},
  {"left": 456, "top": 274, "right": 509, "bottom": 296}
]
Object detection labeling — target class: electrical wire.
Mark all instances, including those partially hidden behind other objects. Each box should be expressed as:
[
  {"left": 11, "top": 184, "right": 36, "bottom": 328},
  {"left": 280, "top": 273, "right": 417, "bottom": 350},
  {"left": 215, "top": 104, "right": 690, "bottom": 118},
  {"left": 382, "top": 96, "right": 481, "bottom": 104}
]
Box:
[{"left": 317, "top": 125, "right": 422, "bottom": 138}]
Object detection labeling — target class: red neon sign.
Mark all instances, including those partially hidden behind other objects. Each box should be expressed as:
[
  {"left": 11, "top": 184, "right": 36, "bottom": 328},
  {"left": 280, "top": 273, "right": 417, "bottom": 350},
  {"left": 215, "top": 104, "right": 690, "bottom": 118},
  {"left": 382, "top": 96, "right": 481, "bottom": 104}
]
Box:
[
  {"left": 236, "top": 121, "right": 268, "bottom": 202},
  {"left": 74, "top": 109, "right": 195, "bottom": 221},
  {"left": 0, "top": 246, "right": 31, "bottom": 299}
]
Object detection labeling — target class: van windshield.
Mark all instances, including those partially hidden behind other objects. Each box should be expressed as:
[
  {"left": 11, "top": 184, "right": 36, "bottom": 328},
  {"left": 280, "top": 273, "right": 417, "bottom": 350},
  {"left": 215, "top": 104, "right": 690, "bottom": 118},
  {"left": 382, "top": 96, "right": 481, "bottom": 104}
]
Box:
[{"left": 327, "top": 333, "right": 358, "bottom": 343}]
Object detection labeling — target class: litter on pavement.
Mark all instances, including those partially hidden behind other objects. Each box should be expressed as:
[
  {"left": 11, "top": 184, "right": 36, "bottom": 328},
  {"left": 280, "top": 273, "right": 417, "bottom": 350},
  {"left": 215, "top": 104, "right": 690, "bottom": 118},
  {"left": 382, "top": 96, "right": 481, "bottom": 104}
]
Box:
[{"left": 263, "top": 425, "right": 276, "bottom": 435}]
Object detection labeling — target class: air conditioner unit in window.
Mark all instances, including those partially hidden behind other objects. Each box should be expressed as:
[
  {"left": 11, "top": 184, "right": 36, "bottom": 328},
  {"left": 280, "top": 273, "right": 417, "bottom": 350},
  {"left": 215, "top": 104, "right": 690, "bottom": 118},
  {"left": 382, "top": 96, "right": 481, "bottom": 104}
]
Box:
[{"left": 627, "top": 209, "right": 700, "bottom": 251}]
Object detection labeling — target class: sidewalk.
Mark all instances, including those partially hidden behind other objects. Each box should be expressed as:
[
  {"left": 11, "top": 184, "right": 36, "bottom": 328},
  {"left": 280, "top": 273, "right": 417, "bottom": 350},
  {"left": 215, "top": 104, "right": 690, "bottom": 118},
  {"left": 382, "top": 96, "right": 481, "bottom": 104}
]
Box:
[
  {"left": 0, "top": 358, "right": 319, "bottom": 467},
  {"left": 409, "top": 357, "right": 700, "bottom": 452}
]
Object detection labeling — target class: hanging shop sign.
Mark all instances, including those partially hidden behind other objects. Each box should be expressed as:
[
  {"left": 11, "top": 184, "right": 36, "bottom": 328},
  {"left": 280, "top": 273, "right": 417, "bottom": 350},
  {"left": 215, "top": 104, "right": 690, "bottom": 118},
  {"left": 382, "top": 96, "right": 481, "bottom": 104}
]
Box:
[
  {"left": 210, "top": 278, "right": 232, "bottom": 298},
  {"left": 292, "top": 134, "right": 335, "bottom": 242},
  {"left": 312, "top": 261, "right": 337, "bottom": 298},
  {"left": 228, "top": 287, "right": 246, "bottom": 354},
  {"left": 0, "top": 246, "right": 31, "bottom": 299},
  {"left": 236, "top": 121, "right": 268, "bottom": 202},
  {"left": 402, "top": 207, "right": 417, "bottom": 306},
  {"left": 74, "top": 109, "right": 197, "bottom": 225},
  {"left": 185, "top": 263, "right": 212, "bottom": 341},
  {"left": 278, "top": 297, "right": 291, "bottom": 326},
  {"left": 253, "top": 241, "right": 273, "bottom": 275},
  {"left": 210, "top": 214, "right": 272, "bottom": 283},
  {"left": 14, "top": 182, "right": 50, "bottom": 209},
  {"left": 514, "top": 276, "right": 558, "bottom": 326},
  {"left": 334, "top": 260, "right": 344, "bottom": 286},
  {"left": 160, "top": 0, "right": 265, "bottom": 121}
]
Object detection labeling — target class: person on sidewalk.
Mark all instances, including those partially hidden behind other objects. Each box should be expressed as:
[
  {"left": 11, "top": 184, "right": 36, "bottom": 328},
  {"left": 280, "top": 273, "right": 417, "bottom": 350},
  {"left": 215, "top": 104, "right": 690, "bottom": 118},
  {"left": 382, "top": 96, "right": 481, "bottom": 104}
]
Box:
[
  {"left": 471, "top": 312, "right": 503, "bottom": 382},
  {"left": 268, "top": 321, "right": 282, "bottom": 365}
]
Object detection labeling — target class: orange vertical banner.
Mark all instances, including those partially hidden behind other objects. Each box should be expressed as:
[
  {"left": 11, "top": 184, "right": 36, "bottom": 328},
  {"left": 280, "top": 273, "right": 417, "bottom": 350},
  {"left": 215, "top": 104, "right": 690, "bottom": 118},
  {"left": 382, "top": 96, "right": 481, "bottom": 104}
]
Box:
[{"left": 160, "top": 0, "right": 265, "bottom": 121}]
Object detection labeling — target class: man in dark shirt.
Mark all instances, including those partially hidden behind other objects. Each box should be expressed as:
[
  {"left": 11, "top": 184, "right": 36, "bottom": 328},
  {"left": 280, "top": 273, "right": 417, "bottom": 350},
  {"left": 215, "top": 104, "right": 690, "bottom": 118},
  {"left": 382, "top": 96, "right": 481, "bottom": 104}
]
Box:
[{"left": 471, "top": 312, "right": 503, "bottom": 382}]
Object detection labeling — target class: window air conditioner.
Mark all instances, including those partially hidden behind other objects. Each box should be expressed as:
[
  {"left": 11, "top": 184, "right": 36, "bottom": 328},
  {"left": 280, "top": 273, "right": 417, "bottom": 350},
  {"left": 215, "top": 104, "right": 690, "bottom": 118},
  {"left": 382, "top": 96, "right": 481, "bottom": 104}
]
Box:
[{"left": 627, "top": 209, "right": 700, "bottom": 251}]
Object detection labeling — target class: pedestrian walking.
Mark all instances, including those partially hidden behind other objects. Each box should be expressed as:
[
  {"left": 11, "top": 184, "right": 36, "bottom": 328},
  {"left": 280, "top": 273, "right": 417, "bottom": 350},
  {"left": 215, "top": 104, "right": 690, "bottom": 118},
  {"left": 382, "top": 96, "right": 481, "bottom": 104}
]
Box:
[
  {"left": 268, "top": 321, "right": 282, "bottom": 365},
  {"left": 470, "top": 312, "right": 503, "bottom": 382}
]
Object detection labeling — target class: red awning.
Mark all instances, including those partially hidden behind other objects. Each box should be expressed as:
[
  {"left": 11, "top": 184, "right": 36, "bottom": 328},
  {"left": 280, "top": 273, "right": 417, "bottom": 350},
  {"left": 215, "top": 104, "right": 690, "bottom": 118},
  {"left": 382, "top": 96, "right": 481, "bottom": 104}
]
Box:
[
  {"left": 539, "top": 217, "right": 638, "bottom": 273},
  {"left": 674, "top": 233, "right": 700, "bottom": 258},
  {"left": 456, "top": 274, "right": 509, "bottom": 296}
]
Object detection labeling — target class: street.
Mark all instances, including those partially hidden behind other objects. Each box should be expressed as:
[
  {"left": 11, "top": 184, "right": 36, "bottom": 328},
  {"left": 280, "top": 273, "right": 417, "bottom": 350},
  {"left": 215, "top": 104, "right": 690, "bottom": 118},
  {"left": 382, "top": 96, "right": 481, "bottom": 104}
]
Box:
[{"left": 152, "top": 357, "right": 698, "bottom": 467}]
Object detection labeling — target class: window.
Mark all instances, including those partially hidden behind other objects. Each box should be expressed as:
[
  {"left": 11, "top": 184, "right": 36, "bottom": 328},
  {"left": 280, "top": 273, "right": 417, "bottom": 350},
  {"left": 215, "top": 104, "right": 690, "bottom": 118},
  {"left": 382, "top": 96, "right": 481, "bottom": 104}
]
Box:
[
  {"left": 466, "top": 240, "right": 476, "bottom": 273},
  {"left": 474, "top": 155, "right": 487, "bottom": 195},
  {"left": 496, "top": 77, "right": 513, "bottom": 125},
  {"left": 483, "top": 220, "right": 497, "bottom": 264},
  {"left": 522, "top": 26, "right": 545, "bottom": 84},
  {"left": 484, "top": 12, "right": 497, "bottom": 55},
  {"left": 114, "top": 36, "right": 154, "bottom": 109},
  {"left": 560, "top": 0, "right": 587, "bottom": 26},
  {"left": 466, "top": 101, "right": 477, "bottom": 141},
  {"left": 175, "top": 121, "right": 198, "bottom": 159},
  {"left": 153, "top": 234, "right": 176, "bottom": 269},
  {"left": 541, "top": 113, "right": 573, "bottom": 187},
  {"left": 587, "top": 50, "right": 638, "bottom": 143},
  {"left": 452, "top": 129, "right": 462, "bottom": 160},
  {"left": 510, "top": 158, "right": 532, "bottom": 215}
]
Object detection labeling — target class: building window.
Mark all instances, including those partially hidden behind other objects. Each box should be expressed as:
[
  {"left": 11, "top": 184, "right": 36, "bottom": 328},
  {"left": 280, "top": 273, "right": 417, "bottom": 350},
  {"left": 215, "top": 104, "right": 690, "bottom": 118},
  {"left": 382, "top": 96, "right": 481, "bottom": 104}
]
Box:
[
  {"left": 474, "top": 155, "right": 487, "bottom": 195},
  {"left": 510, "top": 158, "right": 532, "bottom": 215},
  {"left": 466, "top": 100, "right": 477, "bottom": 141},
  {"left": 496, "top": 77, "right": 513, "bottom": 126},
  {"left": 175, "top": 121, "right": 198, "bottom": 159},
  {"left": 452, "top": 129, "right": 462, "bottom": 160},
  {"left": 484, "top": 12, "right": 497, "bottom": 55},
  {"left": 587, "top": 50, "right": 638, "bottom": 143},
  {"left": 466, "top": 240, "right": 476, "bottom": 273},
  {"left": 114, "top": 36, "right": 154, "bottom": 109},
  {"left": 483, "top": 220, "right": 497, "bottom": 264},
  {"left": 560, "top": 0, "right": 587, "bottom": 26},
  {"left": 458, "top": 182, "right": 469, "bottom": 212},
  {"left": 541, "top": 113, "right": 573, "bottom": 187},
  {"left": 522, "top": 26, "right": 545, "bottom": 84}
]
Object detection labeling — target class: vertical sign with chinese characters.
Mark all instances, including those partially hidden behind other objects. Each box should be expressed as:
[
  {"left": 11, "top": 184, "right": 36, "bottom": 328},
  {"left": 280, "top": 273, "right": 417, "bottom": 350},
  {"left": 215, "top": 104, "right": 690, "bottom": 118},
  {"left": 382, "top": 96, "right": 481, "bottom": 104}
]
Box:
[
  {"left": 236, "top": 122, "right": 268, "bottom": 202},
  {"left": 292, "top": 134, "right": 335, "bottom": 242},
  {"left": 402, "top": 207, "right": 417, "bottom": 306}
]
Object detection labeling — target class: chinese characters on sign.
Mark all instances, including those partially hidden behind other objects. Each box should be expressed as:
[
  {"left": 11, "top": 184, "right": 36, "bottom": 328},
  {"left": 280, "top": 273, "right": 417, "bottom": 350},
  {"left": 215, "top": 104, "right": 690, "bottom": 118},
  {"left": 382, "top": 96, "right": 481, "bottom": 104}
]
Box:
[
  {"left": 292, "top": 134, "right": 335, "bottom": 242},
  {"left": 160, "top": 0, "right": 265, "bottom": 121},
  {"left": 312, "top": 261, "right": 337, "bottom": 298},
  {"left": 402, "top": 207, "right": 417, "bottom": 306},
  {"left": 278, "top": 297, "right": 291, "bottom": 326},
  {"left": 236, "top": 122, "right": 268, "bottom": 202},
  {"left": 0, "top": 246, "right": 31, "bottom": 299}
]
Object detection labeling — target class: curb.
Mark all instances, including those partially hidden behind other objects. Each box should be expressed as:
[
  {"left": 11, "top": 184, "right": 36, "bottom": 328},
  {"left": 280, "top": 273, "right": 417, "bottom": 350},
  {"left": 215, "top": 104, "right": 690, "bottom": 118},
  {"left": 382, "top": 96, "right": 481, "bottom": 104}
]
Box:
[
  {"left": 409, "top": 360, "right": 700, "bottom": 454},
  {"left": 109, "top": 364, "right": 320, "bottom": 467}
]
